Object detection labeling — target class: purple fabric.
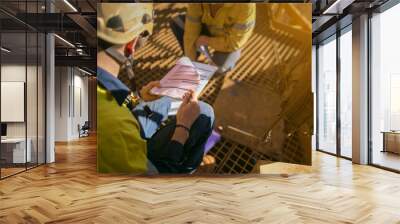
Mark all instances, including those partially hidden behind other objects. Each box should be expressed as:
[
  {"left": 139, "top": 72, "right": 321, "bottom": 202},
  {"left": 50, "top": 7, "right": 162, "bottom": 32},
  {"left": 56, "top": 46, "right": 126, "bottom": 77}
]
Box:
[{"left": 204, "top": 130, "right": 221, "bottom": 154}]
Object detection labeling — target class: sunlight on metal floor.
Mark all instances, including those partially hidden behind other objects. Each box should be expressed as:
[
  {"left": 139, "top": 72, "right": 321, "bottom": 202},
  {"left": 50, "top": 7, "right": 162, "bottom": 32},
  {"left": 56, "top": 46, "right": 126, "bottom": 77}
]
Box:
[{"left": 133, "top": 4, "right": 312, "bottom": 174}]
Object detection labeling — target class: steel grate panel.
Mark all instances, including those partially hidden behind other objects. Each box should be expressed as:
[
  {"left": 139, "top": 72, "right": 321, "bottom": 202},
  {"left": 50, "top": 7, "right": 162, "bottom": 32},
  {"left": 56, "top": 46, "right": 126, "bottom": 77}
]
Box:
[
  {"left": 131, "top": 4, "right": 312, "bottom": 173},
  {"left": 208, "top": 137, "right": 272, "bottom": 174}
]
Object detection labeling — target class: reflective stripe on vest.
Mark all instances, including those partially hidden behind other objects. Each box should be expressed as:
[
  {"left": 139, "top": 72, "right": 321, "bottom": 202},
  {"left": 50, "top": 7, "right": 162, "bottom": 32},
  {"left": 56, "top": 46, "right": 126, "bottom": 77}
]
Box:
[{"left": 232, "top": 20, "right": 255, "bottom": 30}]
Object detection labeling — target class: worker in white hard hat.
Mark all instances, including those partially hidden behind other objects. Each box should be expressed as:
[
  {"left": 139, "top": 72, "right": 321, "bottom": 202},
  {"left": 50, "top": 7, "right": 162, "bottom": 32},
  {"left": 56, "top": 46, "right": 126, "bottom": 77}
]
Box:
[{"left": 97, "top": 3, "right": 215, "bottom": 174}]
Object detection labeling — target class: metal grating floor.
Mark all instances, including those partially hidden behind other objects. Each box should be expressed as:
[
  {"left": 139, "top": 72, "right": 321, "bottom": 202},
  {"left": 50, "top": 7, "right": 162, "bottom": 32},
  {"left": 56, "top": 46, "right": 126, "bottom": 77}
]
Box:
[
  {"left": 133, "top": 4, "right": 312, "bottom": 174},
  {"left": 208, "top": 137, "right": 272, "bottom": 174}
]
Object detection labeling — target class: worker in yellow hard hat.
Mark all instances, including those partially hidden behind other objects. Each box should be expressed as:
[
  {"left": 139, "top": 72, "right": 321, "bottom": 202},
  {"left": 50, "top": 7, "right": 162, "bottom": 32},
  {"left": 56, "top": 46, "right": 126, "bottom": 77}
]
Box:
[
  {"left": 170, "top": 3, "right": 256, "bottom": 74},
  {"left": 97, "top": 3, "right": 215, "bottom": 174}
]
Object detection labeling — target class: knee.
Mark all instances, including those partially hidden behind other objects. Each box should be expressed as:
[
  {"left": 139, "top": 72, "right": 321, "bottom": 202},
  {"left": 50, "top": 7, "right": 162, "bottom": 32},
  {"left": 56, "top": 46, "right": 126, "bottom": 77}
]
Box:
[
  {"left": 170, "top": 15, "right": 185, "bottom": 29},
  {"left": 157, "top": 96, "right": 173, "bottom": 105},
  {"left": 198, "top": 101, "right": 215, "bottom": 126},
  {"left": 213, "top": 51, "right": 241, "bottom": 74}
]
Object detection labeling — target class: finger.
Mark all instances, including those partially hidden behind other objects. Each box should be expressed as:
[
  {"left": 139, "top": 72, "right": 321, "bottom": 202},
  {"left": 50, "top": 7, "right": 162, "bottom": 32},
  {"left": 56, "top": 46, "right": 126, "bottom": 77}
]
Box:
[
  {"left": 150, "top": 94, "right": 161, "bottom": 100},
  {"left": 182, "top": 91, "right": 191, "bottom": 104},
  {"left": 185, "top": 91, "right": 194, "bottom": 102},
  {"left": 151, "top": 80, "right": 160, "bottom": 87},
  {"left": 142, "top": 83, "right": 150, "bottom": 91},
  {"left": 182, "top": 92, "right": 188, "bottom": 99},
  {"left": 147, "top": 81, "right": 160, "bottom": 89},
  {"left": 148, "top": 92, "right": 160, "bottom": 97},
  {"left": 186, "top": 89, "right": 193, "bottom": 96},
  {"left": 189, "top": 90, "right": 198, "bottom": 102},
  {"left": 186, "top": 91, "right": 192, "bottom": 98}
]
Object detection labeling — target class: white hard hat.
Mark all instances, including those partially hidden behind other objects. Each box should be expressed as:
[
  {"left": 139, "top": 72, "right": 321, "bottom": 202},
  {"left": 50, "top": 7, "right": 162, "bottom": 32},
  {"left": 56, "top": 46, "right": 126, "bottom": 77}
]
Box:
[{"left": 97, "top": 3, "right": 153, "bottom": 45}]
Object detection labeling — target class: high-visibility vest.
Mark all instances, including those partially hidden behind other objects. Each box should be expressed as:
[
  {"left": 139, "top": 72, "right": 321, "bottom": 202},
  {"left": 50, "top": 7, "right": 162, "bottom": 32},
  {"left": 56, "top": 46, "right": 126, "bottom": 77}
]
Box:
[
  {"left": 97, "top": 71, "right": 147, "bottom": 174},
  {"left": 184, "top": 3, "right": 256, "bottom": 60}
]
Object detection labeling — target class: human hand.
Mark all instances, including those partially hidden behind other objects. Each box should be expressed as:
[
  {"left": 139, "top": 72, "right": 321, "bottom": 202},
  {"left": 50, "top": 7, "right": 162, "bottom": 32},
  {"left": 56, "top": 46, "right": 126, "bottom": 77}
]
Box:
[
  {"left": 196, "top": 35, "right": 210, "bottom": 48},
  {"left": 176, "top": 91, "right": 200, "bottom": 129},
  {"left": 140, "top": 81, "right": 161, "bottom": 102}
]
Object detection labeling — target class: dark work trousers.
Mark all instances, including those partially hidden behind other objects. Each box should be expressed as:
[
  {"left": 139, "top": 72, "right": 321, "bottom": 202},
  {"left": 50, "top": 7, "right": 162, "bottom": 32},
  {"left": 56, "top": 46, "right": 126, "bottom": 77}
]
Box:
[{"left": 132, "top": 97, "right": 215, "bottom": 174}]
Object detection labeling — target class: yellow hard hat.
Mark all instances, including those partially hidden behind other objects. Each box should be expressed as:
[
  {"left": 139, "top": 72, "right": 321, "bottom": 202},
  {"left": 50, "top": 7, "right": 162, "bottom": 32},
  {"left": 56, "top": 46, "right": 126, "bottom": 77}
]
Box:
[{"left": 97, "top": 3, "right": 153, "bottom": 45}]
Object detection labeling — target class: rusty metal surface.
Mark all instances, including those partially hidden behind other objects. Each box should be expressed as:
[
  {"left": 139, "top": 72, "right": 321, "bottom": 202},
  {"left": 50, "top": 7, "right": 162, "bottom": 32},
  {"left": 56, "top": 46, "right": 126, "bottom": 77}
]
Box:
[{"left": 213, "top": 78, "right": 285, "bottom": 158}]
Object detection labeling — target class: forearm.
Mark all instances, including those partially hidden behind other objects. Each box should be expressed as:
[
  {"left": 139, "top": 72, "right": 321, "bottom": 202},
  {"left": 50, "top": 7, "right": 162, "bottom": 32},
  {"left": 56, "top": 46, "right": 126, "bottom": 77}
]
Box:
[
  {"left": 184, "top": 4, "right": 202, "bottom": 60},
  {"left": 184, "top": 35, "right": 199, "bottom": 61},
  {"left": 171, "top": 127, "right": 189, "bottom": 145}
]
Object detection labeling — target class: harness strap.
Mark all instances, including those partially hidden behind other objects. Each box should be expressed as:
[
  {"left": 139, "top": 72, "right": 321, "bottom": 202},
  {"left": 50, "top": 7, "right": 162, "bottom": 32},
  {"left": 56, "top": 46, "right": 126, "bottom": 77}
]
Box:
[{"left": 105, "top": 47, "right": 137, "bottom": 92}]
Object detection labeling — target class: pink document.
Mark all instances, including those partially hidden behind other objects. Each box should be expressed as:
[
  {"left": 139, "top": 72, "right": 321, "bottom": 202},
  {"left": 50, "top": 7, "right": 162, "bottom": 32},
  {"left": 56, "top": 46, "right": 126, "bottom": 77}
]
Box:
[{"left": 151, "top": 57, "right": 200, "bottom": 99}]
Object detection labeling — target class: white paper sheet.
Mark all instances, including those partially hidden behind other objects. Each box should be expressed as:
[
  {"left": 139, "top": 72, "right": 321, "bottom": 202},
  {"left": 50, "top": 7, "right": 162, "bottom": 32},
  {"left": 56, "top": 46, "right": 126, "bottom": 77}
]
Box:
[
  {"left": 167, "top": 60, "right": 218, "bottom": 116},
  {"left": 149, "top": 57, "right": 218, "bottom": 116},
  {"left": 151, "top": 57, "right": 200, "bottom": 99}
]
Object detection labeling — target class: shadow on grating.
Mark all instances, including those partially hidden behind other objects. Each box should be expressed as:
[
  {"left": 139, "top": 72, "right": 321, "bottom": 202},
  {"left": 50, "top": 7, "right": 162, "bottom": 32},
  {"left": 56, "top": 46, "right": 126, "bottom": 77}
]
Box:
[
  {"left": 131, "top": 4, "right": 311, "bottom": 173},
  {"left": 208, "top": 137, "right": 273, "bottom": 174}
]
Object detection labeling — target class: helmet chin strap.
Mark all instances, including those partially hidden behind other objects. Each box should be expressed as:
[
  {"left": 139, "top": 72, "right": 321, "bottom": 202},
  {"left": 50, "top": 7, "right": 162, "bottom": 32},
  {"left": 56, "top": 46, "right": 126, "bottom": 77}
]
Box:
[
  {"left": 105, "top": 46, "right": 137, "bottom": 92},
  {"left": 135, "top": 36, "right": 149, "bottom": 51}
]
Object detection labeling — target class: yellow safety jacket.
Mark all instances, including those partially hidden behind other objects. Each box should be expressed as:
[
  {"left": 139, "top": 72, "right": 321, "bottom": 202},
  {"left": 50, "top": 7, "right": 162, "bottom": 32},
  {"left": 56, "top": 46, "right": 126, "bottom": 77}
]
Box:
[
  {"left": 184, "top": 3, "right": 256, "bottom": 60},
  {"left": 97, "top": 67, "right": 147, "bottom": 174}
]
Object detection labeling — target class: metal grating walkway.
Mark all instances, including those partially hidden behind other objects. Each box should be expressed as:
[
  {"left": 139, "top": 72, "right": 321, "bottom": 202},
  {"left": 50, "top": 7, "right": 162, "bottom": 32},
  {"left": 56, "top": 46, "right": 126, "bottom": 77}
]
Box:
[{"left": 133, "top": 4, "right": 312, "bottom": 174}]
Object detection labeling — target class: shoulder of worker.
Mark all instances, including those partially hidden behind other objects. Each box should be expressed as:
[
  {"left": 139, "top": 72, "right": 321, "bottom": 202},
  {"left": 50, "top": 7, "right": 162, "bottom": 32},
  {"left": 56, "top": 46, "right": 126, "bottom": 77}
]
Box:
[
  {"left": 187, "top": 4, "right": 203, "bottom": 15},
  {"left": 97, "top": 66, "right": 133, "bottom": 104},
  {"left": 230, "top": 4, "right": 256, "bottom": 18},
  {"left": 96, "top": 75, "right": 141, "bottom": 133},
  {"left": 96, "top": 67, "right": 140, "bottom": 131}
]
